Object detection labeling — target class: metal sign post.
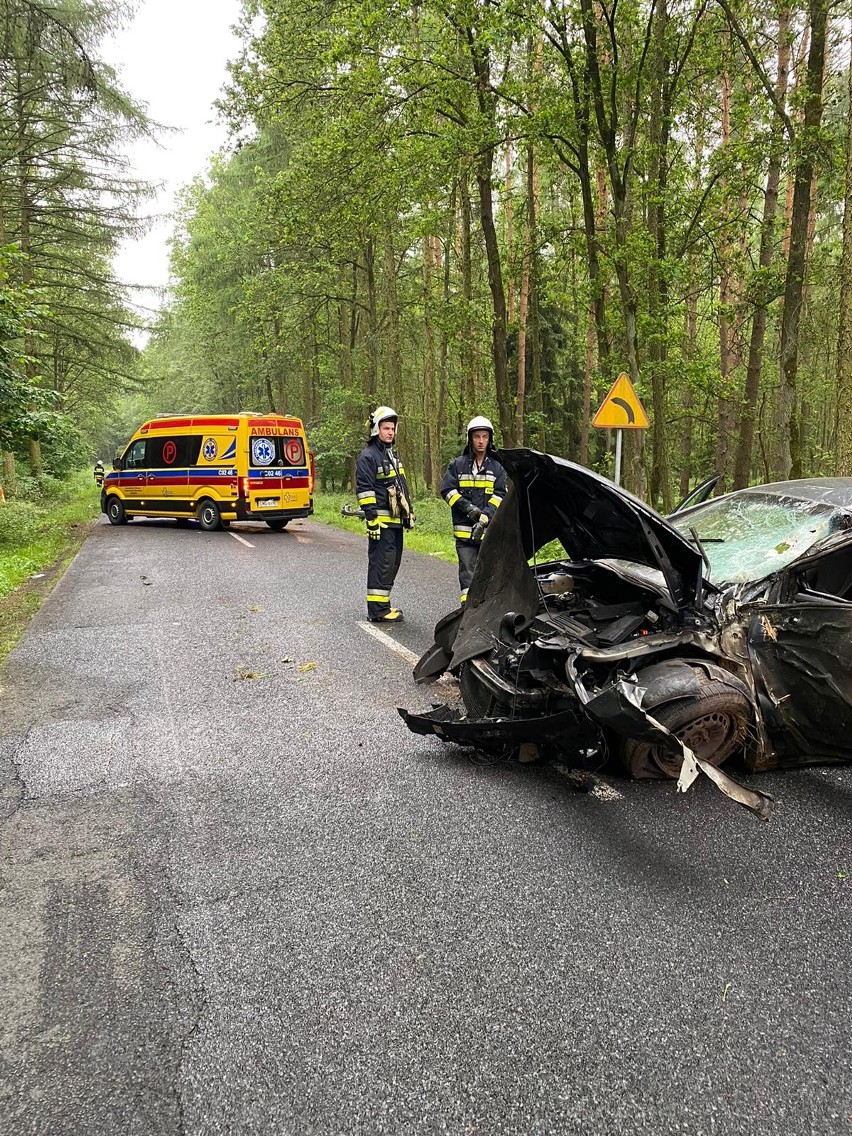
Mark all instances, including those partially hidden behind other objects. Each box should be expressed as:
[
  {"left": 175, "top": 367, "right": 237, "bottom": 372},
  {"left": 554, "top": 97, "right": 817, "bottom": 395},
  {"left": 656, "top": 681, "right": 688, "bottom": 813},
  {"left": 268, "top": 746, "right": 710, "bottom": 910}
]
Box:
[{"left": 592, "top": 372, "right": 650, "bottom": 486}]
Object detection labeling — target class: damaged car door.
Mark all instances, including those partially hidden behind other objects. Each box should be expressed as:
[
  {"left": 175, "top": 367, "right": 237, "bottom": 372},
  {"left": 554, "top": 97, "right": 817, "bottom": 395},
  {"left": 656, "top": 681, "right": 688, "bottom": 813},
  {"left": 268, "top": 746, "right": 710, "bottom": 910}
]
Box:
[{"left": 745, "top": 534, "right": 852, "bottom": 766}]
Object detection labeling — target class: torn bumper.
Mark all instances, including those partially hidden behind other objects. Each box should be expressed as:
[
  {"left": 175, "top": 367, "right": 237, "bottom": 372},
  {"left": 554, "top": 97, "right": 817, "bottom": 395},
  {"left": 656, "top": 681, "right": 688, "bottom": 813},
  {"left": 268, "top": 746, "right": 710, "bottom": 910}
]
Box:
[{"left": 398, "top": 704, "right": 595, "bottom": 750}]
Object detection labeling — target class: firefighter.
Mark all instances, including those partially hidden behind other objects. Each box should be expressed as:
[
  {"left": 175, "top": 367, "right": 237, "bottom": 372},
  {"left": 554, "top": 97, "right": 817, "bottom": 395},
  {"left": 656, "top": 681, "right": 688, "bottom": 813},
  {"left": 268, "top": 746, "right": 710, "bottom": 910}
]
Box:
[
  {"left": 93, "top": 458, "right": 105, "bottom": 488},
  {"left": 356, "top": 406, "right": 414, "bottom": 623},
  {"left": 441, "top": 415, "right": 507, "bottom": 605}
]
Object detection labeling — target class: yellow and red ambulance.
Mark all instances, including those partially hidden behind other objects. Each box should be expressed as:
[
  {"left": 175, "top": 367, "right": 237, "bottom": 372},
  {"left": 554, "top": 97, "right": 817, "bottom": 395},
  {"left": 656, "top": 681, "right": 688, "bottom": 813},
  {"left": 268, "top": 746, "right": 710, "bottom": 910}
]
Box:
[{"left": 102, "top": 413, "right": 314, "bottom": 531}]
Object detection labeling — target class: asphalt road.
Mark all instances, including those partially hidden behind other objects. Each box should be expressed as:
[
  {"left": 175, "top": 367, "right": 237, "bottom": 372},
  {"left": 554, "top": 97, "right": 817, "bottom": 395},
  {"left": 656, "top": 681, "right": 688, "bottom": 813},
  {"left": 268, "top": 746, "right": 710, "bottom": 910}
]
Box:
[{"left": 0, "top": 515, "right": 849, "bottom": 1136}]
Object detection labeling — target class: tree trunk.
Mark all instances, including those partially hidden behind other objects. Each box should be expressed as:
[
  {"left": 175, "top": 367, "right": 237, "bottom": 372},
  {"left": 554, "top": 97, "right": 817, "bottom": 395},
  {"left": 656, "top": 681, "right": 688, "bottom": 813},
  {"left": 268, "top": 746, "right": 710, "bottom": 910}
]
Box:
[
  {"left": 382, "top": 229, "right": 403, "bottom": 410},
  {"left": 437, "top": 210, "right": 453, "bottom": 489},
  {"left": 835, "top": 32, "right": 852, "bottom": 474},
  {"left": 504, "top": 143, "right": 515, "bottom": 326},
  {"left": 476, "top": 161, "right": 513, "bottom": 445},
  {"left": 466, "top": 28, "right": 513, "bottom": 445},
  {"left": 515, "top": 141, "right": 536, "bottom": 447},
  {"left": 458, "top": 166, "right": 476, "bottom": 413},
  {"left": 646, "top": 0, "right": 672, "bottom": 512},
  {"left": 775, "top": 0, "right": 828, "bottom": 480},
  {"left": 734, "top": 7, "right": 791, "bottom": 489},
  {"left": 421, "top": 235, "right": 438, "bottom": 491},
  {"left": 364, "top": 235, "right": 378, "bottom": 399},
  {"left": 338, "top": 264, "right": 353, "bottom": 398},
  {"left": 716, "top": 56, "right": 735, "bottom": 492}
]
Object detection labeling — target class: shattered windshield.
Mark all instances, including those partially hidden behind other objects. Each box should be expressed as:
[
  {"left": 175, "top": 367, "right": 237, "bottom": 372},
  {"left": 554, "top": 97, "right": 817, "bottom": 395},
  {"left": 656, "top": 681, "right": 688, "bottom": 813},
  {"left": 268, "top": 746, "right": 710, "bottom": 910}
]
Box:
[{"left": 670, "top": 492, "right": 841, "bottom": 583}]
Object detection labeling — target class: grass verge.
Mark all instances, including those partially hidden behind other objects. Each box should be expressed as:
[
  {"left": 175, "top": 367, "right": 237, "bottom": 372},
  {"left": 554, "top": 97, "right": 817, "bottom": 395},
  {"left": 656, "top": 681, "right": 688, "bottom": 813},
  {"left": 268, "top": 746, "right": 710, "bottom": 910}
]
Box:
[
  {"left": 0, "top": 471, "right": 102, "bottom": 662},
  {"left": 311, "top": 489, "right": 457, "bottom": 562}
]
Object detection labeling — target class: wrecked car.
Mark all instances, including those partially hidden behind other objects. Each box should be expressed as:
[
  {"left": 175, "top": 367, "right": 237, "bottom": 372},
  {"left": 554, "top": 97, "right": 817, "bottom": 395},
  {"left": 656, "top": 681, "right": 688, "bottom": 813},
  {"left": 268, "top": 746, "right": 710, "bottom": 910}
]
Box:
[{"left": 400, "top": 450, "right": 852, "bottom": 818}]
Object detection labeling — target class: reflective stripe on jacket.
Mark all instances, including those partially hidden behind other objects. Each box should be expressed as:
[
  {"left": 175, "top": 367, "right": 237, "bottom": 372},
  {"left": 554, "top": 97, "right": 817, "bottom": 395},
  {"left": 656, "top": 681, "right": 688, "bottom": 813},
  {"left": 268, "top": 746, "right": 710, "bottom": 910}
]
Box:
[
  {"left": 440, "top": 453, "right": 507, "bottom": 540},
  {"left": 356, "top": 439, "right": 413, "bottom": 527}
]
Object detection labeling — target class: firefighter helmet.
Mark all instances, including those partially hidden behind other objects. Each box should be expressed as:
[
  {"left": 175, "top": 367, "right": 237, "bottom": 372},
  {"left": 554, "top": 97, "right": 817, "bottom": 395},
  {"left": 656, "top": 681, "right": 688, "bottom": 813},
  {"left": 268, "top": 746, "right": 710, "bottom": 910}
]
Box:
[
  {"left": 370, "top": 406, "right": 398, "bottom": 437},
  {"left": 466, "top": 415, "right": 494, "bottom": 439}
]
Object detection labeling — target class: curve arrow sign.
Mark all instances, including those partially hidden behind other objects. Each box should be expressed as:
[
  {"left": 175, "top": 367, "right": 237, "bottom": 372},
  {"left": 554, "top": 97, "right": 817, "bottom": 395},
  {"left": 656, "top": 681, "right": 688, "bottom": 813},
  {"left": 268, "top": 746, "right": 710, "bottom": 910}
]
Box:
[{"left": 610, "top": 397, "right": 635, "bottom": 425}]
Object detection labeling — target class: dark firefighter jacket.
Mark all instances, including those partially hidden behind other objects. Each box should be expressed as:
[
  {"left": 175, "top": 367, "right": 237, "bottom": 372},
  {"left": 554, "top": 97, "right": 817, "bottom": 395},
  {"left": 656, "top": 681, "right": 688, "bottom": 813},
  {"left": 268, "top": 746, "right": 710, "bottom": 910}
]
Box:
[
  {"left": 440, "top": 450, "right": 507, "bottom": 541},
  {"left": 356, "top": 438, "right": 413, "bottom": 528}
]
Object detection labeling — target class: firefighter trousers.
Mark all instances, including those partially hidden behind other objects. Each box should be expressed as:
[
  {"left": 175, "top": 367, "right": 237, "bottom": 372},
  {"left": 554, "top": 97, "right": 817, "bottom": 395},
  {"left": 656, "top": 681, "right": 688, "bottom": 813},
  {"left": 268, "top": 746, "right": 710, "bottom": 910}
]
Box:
[
  {"left": 367, "top": 525, "right": 403, "bottom": 619},
  {"left": 456, "top": 539, "right": 480, "bottom": 604}
]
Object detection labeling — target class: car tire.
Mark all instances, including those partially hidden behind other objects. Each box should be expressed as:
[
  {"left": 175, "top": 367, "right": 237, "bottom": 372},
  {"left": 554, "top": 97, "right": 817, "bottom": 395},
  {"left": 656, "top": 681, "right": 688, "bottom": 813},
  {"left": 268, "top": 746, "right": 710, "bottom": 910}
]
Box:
[
  {"left": 265, "top": 519, "right": 289, "bottom": 531},
  {"left": 106, "top": 496, "right": 127, "bottom": 525},
  {"left": 197, "top": 499, "right": 222, "bottom": 532},
  {"left": 620, "top": 681, "right": 752, "bottom": 779}
]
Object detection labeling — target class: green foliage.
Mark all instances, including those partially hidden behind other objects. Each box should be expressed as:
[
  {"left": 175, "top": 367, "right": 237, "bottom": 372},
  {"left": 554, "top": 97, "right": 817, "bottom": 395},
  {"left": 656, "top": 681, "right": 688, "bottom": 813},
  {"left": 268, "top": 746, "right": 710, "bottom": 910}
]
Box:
[
  {"left": 0, "top": 470, "right": 99, "bottom": 601},
  {"left": 0, "top": 245, "right": 49, "bottom": 449},
  {"left": 0, "top": 0, "right": 153, "bottom": 468},
  {"left": 139, "top": 0, "right": 851, "bottom": 504}
]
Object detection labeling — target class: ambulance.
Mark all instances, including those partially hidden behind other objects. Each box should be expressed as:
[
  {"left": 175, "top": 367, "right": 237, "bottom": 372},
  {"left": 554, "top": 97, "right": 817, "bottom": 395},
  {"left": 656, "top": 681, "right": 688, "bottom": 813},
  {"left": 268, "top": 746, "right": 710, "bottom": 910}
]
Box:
[{"left": 102, "top": 413, "right": 314, "bottom": 531}]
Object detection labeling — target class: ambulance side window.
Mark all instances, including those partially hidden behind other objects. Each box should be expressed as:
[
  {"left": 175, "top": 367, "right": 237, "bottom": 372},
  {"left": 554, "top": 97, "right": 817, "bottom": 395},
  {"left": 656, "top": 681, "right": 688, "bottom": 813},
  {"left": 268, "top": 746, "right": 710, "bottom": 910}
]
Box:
[
  {"left": 147, "top": 436, "right": 196, "bottom": 467},
  {"left": 185, "top": 435, "right": 202, "bottom": 464},
  {"left": 124, "top": 439, "right": 147, "bottom": 470}
]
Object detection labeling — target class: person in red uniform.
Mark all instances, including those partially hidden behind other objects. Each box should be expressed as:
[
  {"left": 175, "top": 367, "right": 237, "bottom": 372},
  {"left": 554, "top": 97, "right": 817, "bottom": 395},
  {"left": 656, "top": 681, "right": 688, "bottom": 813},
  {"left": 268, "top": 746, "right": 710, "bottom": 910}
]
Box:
[
  {"left": 356, "top": 406, "right": 414, "bottom": 622},
  {"left": 440, "top": 415, "right": 506, "bottom": 605}
]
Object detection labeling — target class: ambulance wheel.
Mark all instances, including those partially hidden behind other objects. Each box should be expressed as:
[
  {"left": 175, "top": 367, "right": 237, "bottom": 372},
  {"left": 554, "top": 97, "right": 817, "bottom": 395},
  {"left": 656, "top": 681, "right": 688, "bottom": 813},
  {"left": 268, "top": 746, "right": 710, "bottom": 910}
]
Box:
[
  {"left": 265, "top": 519, "right": 289, "bottom": 531},
  {"left": 197, "top": 499, "right": 222, "bottom": 532},
  {"left": 106, "top": 496, "right": 127, "bottom": 525}
]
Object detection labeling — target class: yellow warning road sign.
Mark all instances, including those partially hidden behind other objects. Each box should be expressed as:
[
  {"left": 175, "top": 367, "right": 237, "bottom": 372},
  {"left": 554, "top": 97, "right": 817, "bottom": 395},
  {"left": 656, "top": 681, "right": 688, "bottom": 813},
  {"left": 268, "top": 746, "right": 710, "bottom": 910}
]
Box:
[{"left": 592, "top": 372, "right": 649, "bottom": 429}]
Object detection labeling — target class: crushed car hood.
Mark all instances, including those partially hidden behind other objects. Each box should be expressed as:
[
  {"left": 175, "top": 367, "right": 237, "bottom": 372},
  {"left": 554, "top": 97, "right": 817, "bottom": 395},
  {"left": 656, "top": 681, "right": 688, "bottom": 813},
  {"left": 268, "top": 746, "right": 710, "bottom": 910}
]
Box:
[
  {"left": 492, "top": 449, "right": 703, "bottom": 608},
  {"left": 416, "top": 451, "right": 707, "bottom": 681}
]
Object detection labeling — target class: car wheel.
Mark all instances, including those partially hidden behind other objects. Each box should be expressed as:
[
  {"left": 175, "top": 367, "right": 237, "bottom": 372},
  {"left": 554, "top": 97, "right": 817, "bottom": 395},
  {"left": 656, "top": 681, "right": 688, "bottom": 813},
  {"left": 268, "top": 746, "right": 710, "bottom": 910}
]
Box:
[
  {"left": 265, "top": 519, "right": 289, "bottom": 531},
  {"left": 621, "top": 682, "right": 752, "bottom": 779},
  {"left": 197, "top": 499, "right": 222, "bottom": 532},
  {"left": 106, "top": 496, "right": 127, "bottom": 525}
]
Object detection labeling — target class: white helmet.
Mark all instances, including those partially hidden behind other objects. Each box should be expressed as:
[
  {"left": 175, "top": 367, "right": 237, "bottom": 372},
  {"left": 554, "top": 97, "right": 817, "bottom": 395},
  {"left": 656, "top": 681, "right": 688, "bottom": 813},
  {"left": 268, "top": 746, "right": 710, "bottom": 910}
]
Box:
[
  {"left": 466, "top": 415, "right": 494, "bottom": 438},
  {"left": 370, "top": 405, "right": 398, "bottom": 436}
]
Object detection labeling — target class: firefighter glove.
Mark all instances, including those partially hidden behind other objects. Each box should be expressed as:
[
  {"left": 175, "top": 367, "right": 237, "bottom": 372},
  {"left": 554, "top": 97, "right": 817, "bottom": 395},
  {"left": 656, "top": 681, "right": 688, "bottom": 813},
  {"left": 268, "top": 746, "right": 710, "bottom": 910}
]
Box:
[
  {"left": 367, "top": 518, "right": 382, "bottom": 541},
  {"left": 471, "top": 518, "right": 488, "bottom": 542}
]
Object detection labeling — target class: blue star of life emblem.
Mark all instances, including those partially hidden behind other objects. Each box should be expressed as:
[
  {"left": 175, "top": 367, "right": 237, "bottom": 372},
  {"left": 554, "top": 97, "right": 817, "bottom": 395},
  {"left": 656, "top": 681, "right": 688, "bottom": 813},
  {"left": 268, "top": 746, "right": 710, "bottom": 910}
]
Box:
[
  {"left": 203, "top": 438, "right": 218, "bottom": 461},
  {"left": 252, "top": 438, "right": 275, "bottom": 466}
]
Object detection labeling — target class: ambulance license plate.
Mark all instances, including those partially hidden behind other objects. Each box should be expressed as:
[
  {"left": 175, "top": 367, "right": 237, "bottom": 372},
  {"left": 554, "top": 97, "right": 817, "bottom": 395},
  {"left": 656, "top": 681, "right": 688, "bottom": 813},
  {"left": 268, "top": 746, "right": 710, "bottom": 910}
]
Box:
[{"left": 257, "top": 497, "right": 278, "bottom": 508}]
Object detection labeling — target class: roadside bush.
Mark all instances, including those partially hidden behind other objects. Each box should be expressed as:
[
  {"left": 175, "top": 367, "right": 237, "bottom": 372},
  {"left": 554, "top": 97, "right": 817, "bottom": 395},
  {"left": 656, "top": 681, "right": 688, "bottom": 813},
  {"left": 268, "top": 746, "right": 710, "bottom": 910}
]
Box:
[
  {"left": 7, "top": 472, "right": 67, "bottom": 502},
  {"left": 0, "top": 470, "right": 98, "bottom": 605},
  {"left": 0, "top": 501, "right": 42, "bottom": 547}
]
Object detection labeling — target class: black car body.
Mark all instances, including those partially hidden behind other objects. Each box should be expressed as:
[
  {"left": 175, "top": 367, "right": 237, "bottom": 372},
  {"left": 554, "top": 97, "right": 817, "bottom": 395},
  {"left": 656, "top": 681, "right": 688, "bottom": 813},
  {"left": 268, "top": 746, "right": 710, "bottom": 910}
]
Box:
[{"left": 401, "top": 451, "right": 852, "bottom": 813}]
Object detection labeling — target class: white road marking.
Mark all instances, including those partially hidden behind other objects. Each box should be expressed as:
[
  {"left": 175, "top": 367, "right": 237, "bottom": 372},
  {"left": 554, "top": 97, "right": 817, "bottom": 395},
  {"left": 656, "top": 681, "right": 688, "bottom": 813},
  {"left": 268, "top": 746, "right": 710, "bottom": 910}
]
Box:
[
  {"left": 358, "top": 622, "right": 457, "bottom": 687},
  {"left": 359, "top": 621, "right": 419, "bottom": 665},
  {"left": 228, "top": 531, "right": 254, "bottom": 548}
]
